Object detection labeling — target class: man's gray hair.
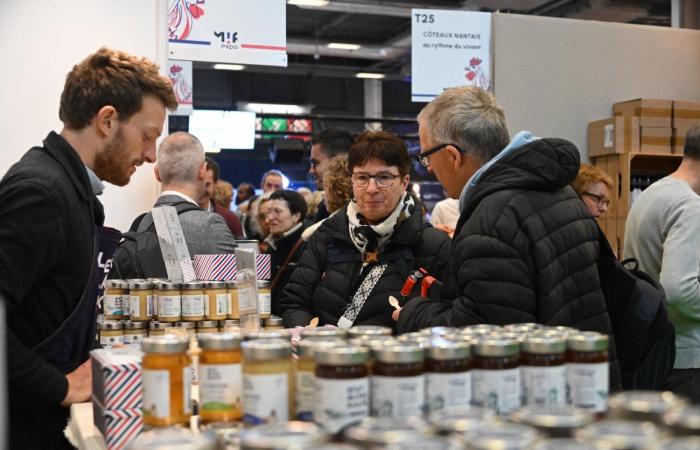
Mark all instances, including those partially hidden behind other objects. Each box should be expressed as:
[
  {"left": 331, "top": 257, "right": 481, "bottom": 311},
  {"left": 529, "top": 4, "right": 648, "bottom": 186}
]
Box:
[
  {"left": 418, "top": 86, "right": 510, "bottom": 164},
  {"left": 261, "top": 169, "right": 284, "bottom": 185},
  {"left": 157, "top": 132, "right": 205, "bottom": 185}
]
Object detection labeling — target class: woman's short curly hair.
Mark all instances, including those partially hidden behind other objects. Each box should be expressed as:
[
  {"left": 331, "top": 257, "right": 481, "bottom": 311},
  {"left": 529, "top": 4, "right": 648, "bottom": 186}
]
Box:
[
  {"left": 572, "top": 164, "right": 613, "bottom": 194},
  {"left": 323, "top": 156, "right": 353, "bottom": 213}
]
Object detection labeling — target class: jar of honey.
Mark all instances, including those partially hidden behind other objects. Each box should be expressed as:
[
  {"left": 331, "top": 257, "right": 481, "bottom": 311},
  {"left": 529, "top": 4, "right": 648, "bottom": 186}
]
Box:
[
  {"left": 141, "top": 335, "right": 192, "bottom": 427},
  {"left": 205, "top": 281, "right": 229, "bottom": 320},
  {"left": 198, "top": 332, "right": 243, "bottom": 423},
  {"left": 156, "top": 281, "right": 182, "bottom": 322},
  {"left": 295, "top": 339, "right": 344, "bottom": 421},
  {"left": 227, "top": 281, "right": 239, "bottom": 320},
  {"left": 257, "top": 280, "right": 272, "bottom": 320},
  {"left": 123, "top": 321, "right": 148, "bottom": 345},
  {"left": 128, "top": 280, "right": 154, "bottom": 322},
  {"left": 181, "top": 281, "right": 205, "bottom": 322},
  {"left": 197, "top": 320, "right": 220, "bottom": 337},
  {"left": 104, "top": 279, "right": 126, "bottom": 320},
  {"left": 98, "top": 321, "right": 124, "bottom": 348},
  {"left": 264, "top": 316, "right": 284, "bottom": 331}
]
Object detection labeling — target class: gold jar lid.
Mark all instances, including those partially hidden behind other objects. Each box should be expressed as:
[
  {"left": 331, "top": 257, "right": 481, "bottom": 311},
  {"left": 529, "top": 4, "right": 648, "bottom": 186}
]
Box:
[
  {"left": 221, "top": 319, "right": 240, "bottom": 327},
  {"left": 263, "top": 316, "right": 284, "bottom": 328},
  {"left": 257, "top": 280, "right": 271, "bottom": 288}
]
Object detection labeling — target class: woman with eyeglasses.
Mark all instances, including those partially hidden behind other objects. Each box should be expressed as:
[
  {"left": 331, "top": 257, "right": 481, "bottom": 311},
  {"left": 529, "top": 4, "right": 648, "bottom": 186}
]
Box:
[
  {"left": 572, "top": 164, "right": 613, "bottom": 220},
  {"left": 277, "top": 131, "right": 450, "bottom": 330}
]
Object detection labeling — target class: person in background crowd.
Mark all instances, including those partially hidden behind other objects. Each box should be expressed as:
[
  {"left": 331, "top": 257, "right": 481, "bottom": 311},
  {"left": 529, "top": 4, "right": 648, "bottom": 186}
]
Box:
[
  {"left": 245, "top": 170, "right": 285, "bottom": 240},
  {"left": 301, "top": 155, "right": 353, "bottom": 240},
  {"left": 278, "top": 131, "right": 450, "bottom": 330},
  {"left": 126, "top": 132, "right": 236, "bottom": 257},
  {"left": 0, "top": 47, "right": 177, "bottom": 449},
  {"left": 573, "top": 164, "right": 613, "bottom": 220},
  {"left": 393, "top": 86, "right": 620, "bottom": 388},
  {"left": 235, "top": 181, "right": 256, "bottom": 214},
  {"left": 262, "top": 190, "right": 308, "bottom": 314},
  {"left": 198, "top": 156, "right": 243, "bottom": 238},
  {"left": 624, "top": 125, "right": 700, "bottom": 402},
  {"left": 257, "top": 196, "right": 273, "bottom": 245},
  {"left": 214, "top": 180, "right": 234, "bottom": 210},
  {"left": 304, "top": 190, "right": 324, "bottom": 225},
  {"left": 309, "top": 128, "right": 354, "bottom": 221},
  {"left": 296, "top": 186, "right": 312, "bottom": 204},
  {"left": 429, "top": 193, "right": 459, "bottom": 237}
]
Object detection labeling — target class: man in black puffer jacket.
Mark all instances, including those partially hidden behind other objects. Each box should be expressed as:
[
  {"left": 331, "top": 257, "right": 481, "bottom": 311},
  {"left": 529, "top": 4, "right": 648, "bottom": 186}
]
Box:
[
  {"left": 278, "top": 131, "right": 450, "bottom": 331},
  {"left": 395, "top": 86, "right": 621, "bottom": 389}
]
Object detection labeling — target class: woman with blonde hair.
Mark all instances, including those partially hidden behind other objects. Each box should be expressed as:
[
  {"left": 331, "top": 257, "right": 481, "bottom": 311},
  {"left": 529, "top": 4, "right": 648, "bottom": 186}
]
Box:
[{"left": 572, "top": 164, "right": 613, "bottom": 219}]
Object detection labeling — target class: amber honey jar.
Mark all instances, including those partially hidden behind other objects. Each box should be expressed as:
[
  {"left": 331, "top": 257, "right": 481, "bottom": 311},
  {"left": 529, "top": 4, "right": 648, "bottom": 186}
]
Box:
[
  {"left": 205, "top": 281, "right": 228, "bottom": 320},
  {"left": 198, "top": 332, "right": 243, "bottom": 423},
  {"left": 181, "top": 281, "right": 205, "bottom": 322}
]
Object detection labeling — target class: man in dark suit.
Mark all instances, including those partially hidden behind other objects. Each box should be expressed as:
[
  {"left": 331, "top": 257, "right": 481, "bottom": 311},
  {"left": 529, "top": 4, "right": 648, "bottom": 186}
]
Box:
[{"left": 137, "top": 133, "right": 237, "bottom": 255}]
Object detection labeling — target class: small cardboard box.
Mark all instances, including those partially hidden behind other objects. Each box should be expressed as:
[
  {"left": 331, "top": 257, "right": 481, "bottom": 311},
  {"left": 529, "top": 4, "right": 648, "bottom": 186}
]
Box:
[
  {"left": 673, "top": 100, "right": 700, "bottom": 130},
  {"left": 92, "top": 399, "right": 142, "bottom": 450},
  {"left": 588, "top": 116, "right": 640, "bottom": 157},
  {"left": 613, "top": 98, "right": 672, "bottom": 128},
  {"left": 640, "top": 127, "right": 672, "bottom": 154}
]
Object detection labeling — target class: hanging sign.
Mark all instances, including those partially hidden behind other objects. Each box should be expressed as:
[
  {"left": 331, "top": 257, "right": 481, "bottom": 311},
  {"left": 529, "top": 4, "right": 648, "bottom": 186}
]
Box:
[
  {"left": 168, "top": 0, "right": 287, "bottom": 67},
  {"left": 411, "top": 9, "right": 492, "bottom": 102},
  {"left": 167, "top": 59, "right": 193, "bottom": 116}
]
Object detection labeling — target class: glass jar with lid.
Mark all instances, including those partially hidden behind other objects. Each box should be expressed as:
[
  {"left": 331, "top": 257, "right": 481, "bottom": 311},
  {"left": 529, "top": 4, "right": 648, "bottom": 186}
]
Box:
[
  {"left": 198, "top": 332, "right": 243, "bottom": 423},
  {"left": 532, "top": 438, "right": 608, "bottom": 450},
  {"left": 663, "top": 405, "right": 700, "bottom": 436},
  {"left": 301, "top": 326, "right": 348, "bottom": 340},
  {"left": 244, "top": 329, "right": 290, "bottom": 341},
  {"left": 98, "top": 321, "right": 124, "bottom": 348},
  {"left": 197, "top": 320, "right": 220, "bottom": 337},
  {"left": 295, "top": 339, "right": 344, "bottom": 421},
  {"left": 156, "top": 281, "right": 182, "bottom": 322},
  {"left": 575, "top": 419, "right": 667, "bottom": 449},
  {"left": 566, "top": 332, "right": 609, "bottom": 414},
  {"left": 472, "top": 337, "right": 522, "bottom": 415},
  {"left": 429, "top": 407, "right": 496, "bottom": 436},
  {"left": 425, "top": 339, "right": 471, "bottom": 418},
  {"left": 370, "top": 343, "right": 425, "bottom": 418},
  {"left": 463, "top": 324, "right": 501, "bottom": 334},
  {"left": 148, "top": 321, "right": 170, "bottom": 336},
  {"left": 521, "top": 335, "right": 567, "bottom": 405},
  {"left": 205, "top": 281, "right": 229, "bottom": 320},
  {"left": 103, "top": 279, "right": 127, "bottom": 320},
  {"left": 347, "top": 325, "right": 392, "bottom": 339},
  {"left": 418, "top": 327, "right": 457, "bottom": 337},
  {"left": 511, "top": 404, "right": 594, "bottom": 438},
  {"left": 220, "top": 319, "right": 240, "bottom": 333},
  {"left": 141, "top": 335, "right": 192, "bottom": 427},
  {"left": 263, "top": 316, "right": 284, "bottom": 330},
  {"left": 460, "top": 422, "right": 541, "bottom": 450},
  {"left": 182, "top": 281, "right": 205, "bottom": 322},
  {"left": 241, "top": 338, "right": 294, "bottom": 425},
  {"left": 174, "top": 321, "right": 196, "bottom": 340},
  {"left": 239, "top": 421, "right": 329, "bottom": 450},
  {"left": 314, "top": 345, "right": 370, "bottom": 433},
  {"left": 608, "top": 391, "right": 689, "bottom": 423},
  {"left": 257, "top": 280, "right": 272, "bottom": 320},
  {"left": 343, "top": 417, "right": 435, "bottom": 447},
  {"left": 123, "top": 321, "right": 148, "bottom": 344},
  {"left": 128, "top": 427, "right": 215, "bottom": 450},
  {"left": 227, "top": 281, "right": 239, "bottom": 320},
  {"left": 128, "top": 280, "right": 154, "bottom": 321}
]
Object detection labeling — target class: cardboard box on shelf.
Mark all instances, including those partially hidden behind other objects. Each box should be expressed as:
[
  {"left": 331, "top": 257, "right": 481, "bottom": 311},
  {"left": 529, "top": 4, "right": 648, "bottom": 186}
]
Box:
[
  {"left": 588, "top": 116, "right": 640, "bottom": 157},
  {"left": 672, "top": 129, "right": 685, "bottom": 155},
  {"left": 639, "top": 127, "right": 672, "bottom": 154},
  {"left": 673, "top": 100, "right": 700, "bottom": 130},
  {"left": 613, "top": 98, "right": 672, "bottom": 128}
]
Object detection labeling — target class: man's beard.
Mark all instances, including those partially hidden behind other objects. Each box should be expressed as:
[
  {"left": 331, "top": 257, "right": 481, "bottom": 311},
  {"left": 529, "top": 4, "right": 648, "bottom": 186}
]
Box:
[{"left": 93, "top": 129, "right": 140, "bottom": 186}]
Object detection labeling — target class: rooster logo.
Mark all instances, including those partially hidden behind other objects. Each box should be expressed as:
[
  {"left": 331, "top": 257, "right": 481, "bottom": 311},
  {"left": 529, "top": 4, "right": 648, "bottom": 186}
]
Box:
[
  {"left": 465, "top": 57, "right": 490, "bottom": 90},
  {"left": 168, "top": 0, "right": 206, "bottom": 41},
  {"left": 169, "top": 65, "right": 193, "bottom": 104}
]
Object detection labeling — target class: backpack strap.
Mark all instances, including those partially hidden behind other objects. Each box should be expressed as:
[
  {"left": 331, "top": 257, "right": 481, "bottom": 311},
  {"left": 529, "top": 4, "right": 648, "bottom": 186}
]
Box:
[{"left": 136, "top": 200, "right": 203, "bottom": 232}]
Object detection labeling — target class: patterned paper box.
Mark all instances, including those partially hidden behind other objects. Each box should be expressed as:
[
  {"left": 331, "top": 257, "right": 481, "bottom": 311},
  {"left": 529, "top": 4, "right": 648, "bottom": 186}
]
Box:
[
  {"left": 92, "top": 399, "right": 142, "bottom": 450},
  {"left": 193, "top": 253, "right": 272, "bottom": 280},
  {"left": 91, "top": 349, "right": 142, "bottom": 411}
]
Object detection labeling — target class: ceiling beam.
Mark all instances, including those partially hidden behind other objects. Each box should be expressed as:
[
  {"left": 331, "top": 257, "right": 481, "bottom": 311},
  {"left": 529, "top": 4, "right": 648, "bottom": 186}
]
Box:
[{"left": 292, "top": 1, "right": 478, "bottom": 17}]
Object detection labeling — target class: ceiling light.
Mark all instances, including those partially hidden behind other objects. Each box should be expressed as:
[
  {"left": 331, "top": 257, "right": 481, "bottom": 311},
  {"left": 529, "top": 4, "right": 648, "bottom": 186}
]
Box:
[
  {"left": 328, "top": 42, "right": 361, "bottom": 50},
  {"left": 238, "top": 102, "right": 312, "bottom": 115},
  {"left": 356, "top": 72, "right": 385, "bottom": 79},
  {"left": 288, "top": 0, "right": 329, "bottom": 6},
  {"left": 213, "top": 64, "right": 245, "bottom": 71}
]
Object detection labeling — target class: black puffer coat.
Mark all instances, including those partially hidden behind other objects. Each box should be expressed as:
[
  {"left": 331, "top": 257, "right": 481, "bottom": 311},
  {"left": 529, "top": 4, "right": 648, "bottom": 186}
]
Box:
[
  {"left": 278, "top": 203, "right": 450, "bottom": 330},
  {"left": 396, "top": 138, "right": 621, "bottom": 387}
]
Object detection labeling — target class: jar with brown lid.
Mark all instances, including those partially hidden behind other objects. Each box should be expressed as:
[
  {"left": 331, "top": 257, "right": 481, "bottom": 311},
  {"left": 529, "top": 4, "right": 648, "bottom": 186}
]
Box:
[
  {"left": 241, "top": 338, "right": 294, "bottom": 425},
  {"left": 198, "top": 332, "right": 243, "bottom": 423},
  {"left": 128, "top": 280, "right": 154, "bottom": 321},
  {"left": 104, "top": 279, "right": 127, "bottom": 320},
  {"left": 566, "top": 332, "right": 609, "bottom": 414},
  {"left": 226, "top": 281, "right": 239, "bottom": 319},
  {"left": 123, "top": 321, "right": 148, "bottom": 344},
  {"left": 181, "top": 281, "right": 205, "bottom": 322},
  {"left": 472, "top": 337, "right": 521, "bottom": 415},
  {"left": 205, "top": 281, "right": 228, "bottom": 320},
  {"left": 425, "top": 339, "right": 471, "bottom": 418},
  {"left": 295, "top": 339, "right": 344, "bottom": 421},
  {"left": 257, "top": 280, "right": 271, "bottom": 320},
  {"left": 141, "top": 335, "right": 192, "bottom": 427},
  {"left": 197, "top": 320, "right": 220, "bottom": 337},
  {"left": 521, "top": 335, "right": 567, "bottom": 406},
  {"left": 156, "top": 281, "right": 182, "bottom": 322},
  {"left": 371, "top": 343, "right": 425, "bottom": 418},
  {"left": 347, "top": 325, "right": 392, "bottom": 339},
  {"left": 98, "top": 321, "right": 124, "bottom": 348},
  {"left": 314, "top": 345, "right": 370, "bottom": 433}
]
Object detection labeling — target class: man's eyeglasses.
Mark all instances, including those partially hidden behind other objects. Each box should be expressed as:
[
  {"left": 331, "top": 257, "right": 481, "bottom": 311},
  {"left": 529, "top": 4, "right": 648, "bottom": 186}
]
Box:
[
  {"left": 413, "top": 143, "right": 463, "bottom": 168},
  {"left": 351, "top": 172, "right": 400, "bottom": 189},
  {"left": 582, "top": 191, "right": 610, "bottom": 207}
]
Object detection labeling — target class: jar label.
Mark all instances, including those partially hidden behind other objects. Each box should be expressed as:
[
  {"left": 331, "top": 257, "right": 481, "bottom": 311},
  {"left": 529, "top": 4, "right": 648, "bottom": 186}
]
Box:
[
  {"left": 472, "top": 368, "right": 521, "bottom": 415},
  {"left": 182, "top": 294, "right": 205, "bottom": 316},
  {"left": 143, "top": 369, "right": 170, "bottom": 419},
  {"left": 200, "top": 363, "right": 242, "bottom": 412},
  {"left": 158, "top": 295, "right": 181, "bottom": 318},
  {"left": 258, "top": 291, "right": 271, "bottom": 315},
  {"left": 316, "top": 377, "right": 369, "bottom": 433},
  {"left": 567, "top": 362, "right": 609, "bottom": 412},
  {"left": 104, "top": 294, "right": 123, "bottom": 316},
  {"left": 426, "top": 371, "right": 472, "bottom": 417},
  {"left": 370, "top": 375, "right": 425, "bottom": 418},
  {"left": 229, "top": 291, "right": 240, "bottom": 318},
  {"left": 129, "top": 295, "right": 140, "bottom": 317},
  {"left": 522, "top": 364, "right": 567, "bottom": 405},
  {"left": 99, "top": 334, "right": 124, "bottom": 349},
  {"left": 149, "top": 294, "right": 156, "bottom": 316},
  {"left": 243, "top": 372, "right": 289, "bottom": 425},
  {"left": 216, "top": 293, "right": 229, "bottom": 316},
  {"left": 295, "top": 370, "right": 315, "bottom": 421},
  {"left": 124, "top": 332, "right": 146, "bottom": 344},
  {"left": 184, "top": 367, "right": 192, "bottom": 414}
]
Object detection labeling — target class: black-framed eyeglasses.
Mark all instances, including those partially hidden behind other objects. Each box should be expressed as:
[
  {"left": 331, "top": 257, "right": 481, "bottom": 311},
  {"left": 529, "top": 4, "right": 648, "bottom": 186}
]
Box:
[
  {"left": 413, "top": 143, "right": 463, "bottom": 168},
  {"left": 350, "top": 172, "right": 401, "bottom": 189},
  {"left": 582, "top": 191, "right": 610, "bottom": 207}
]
